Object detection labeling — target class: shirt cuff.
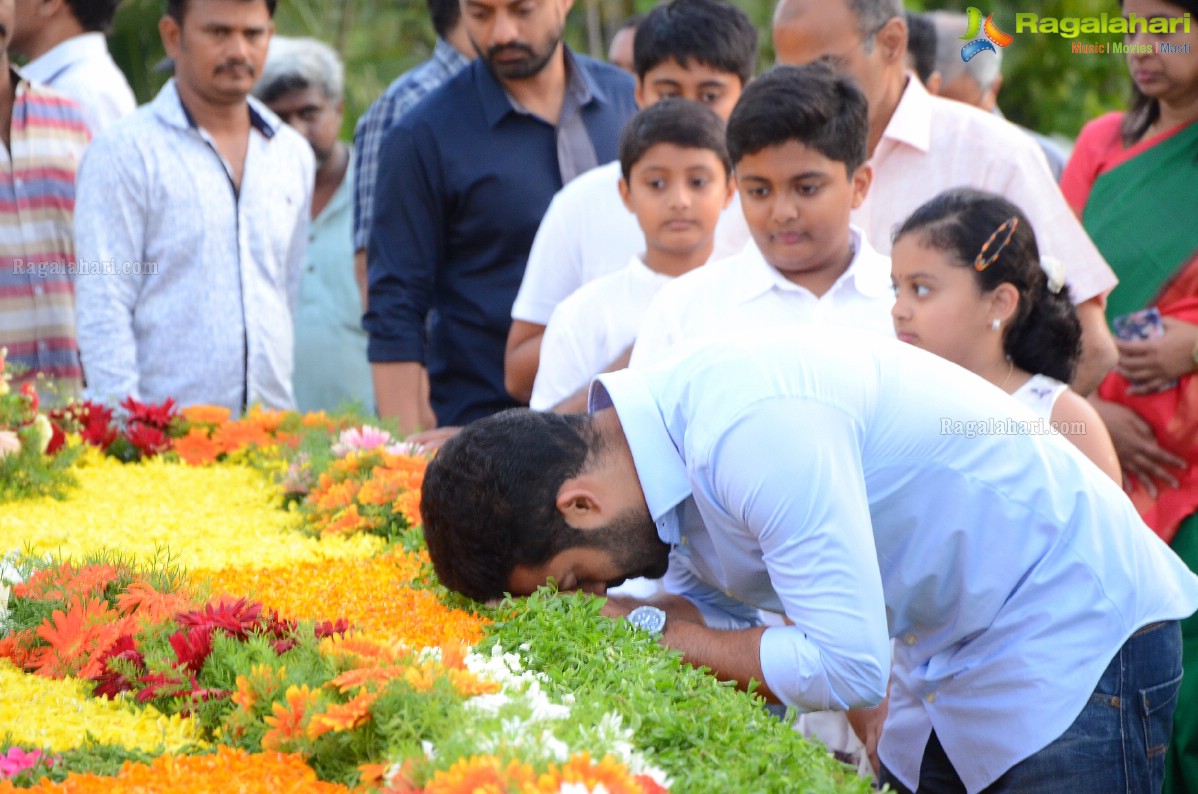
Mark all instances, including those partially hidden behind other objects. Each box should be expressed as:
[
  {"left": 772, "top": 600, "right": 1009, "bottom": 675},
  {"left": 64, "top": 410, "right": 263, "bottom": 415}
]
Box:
[{"left": 366, "top": 334, "right": 426, "bottom": 364}]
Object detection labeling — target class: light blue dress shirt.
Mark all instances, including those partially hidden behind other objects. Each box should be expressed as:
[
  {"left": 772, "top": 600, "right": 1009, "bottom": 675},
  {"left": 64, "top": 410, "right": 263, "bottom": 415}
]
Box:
[
  {"left": 74, "top": 79, "right": 315, "bottom": 413},
  {"left": 591, "top": 330, "right": 1198, "bottom": 794},
  {"left": 293, "top": 149, "right": 372, "bottom": 413}
]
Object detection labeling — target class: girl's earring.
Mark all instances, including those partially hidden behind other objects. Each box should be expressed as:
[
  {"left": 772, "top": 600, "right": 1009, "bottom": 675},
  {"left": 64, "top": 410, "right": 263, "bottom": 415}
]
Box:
[{"left": 991, "top": 319, "right": 1001, "bottom": 332}]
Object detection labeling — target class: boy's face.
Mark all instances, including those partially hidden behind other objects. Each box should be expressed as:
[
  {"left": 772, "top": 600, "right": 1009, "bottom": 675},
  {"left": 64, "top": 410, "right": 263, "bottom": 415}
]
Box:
[
  {"left": 736, "top": 140, "right": 871, "bottom": 288},
  {"left": 619, "top": 143, "right": 734, "bottom": 260},
  {"left": 636, "top": 58, "right": 743, "bottom": 122}
]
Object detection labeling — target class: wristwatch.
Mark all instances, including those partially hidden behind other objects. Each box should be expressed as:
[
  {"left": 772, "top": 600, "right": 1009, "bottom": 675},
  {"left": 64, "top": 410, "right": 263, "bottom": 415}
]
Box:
[{"left": 627, "top": 605, "right": 667, "bottom": 636}]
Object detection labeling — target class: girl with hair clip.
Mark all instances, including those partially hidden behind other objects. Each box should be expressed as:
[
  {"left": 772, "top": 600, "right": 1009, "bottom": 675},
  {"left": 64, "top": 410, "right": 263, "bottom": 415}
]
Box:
[{"left": 890, "top": 188, "right": 1121, "bottom": 482}]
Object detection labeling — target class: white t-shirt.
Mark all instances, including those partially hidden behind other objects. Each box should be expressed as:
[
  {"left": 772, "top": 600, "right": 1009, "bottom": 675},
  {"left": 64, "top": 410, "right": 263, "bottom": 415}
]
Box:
[
  {"left": 1012, "top": 373, "right": 1069, "bottom": 420},
  {"left": 510, "top": 160, "right": 751, "bottom": 325},
  {"left": 631, "top": 228, "right": 895, "bottom": 368},
  {"left": 531, "top": 255, "right": 672, "bottom": 411},
  {"left": 854, "top": 76, "right": 1116, "bottom": 304}
]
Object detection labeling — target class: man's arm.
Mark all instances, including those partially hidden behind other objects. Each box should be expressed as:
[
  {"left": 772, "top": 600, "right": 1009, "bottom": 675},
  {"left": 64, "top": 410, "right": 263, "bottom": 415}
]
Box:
[
  {"left": 73, "top": 137, "right": 147, "bottom": 403},
  {"left": 363, "top": 122, "right": 440, "bottom": 433},
  {"left": 505, "top": 320, "right": 545, "bottom": 403}
]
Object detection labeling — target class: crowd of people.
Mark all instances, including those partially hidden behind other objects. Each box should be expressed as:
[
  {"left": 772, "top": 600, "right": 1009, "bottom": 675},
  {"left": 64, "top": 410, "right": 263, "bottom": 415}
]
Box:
[{"left": 1, "top": 0, "right": 1197, "bottom": 791}]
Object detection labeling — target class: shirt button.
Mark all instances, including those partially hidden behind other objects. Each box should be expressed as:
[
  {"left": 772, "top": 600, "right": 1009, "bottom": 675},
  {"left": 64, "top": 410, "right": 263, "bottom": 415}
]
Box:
[
  {"left": 905, "top": 634, "right": 917, "bottom": 646},
  {"left": 724, "top": 589, "right": 735, "bottom": 598},
  {"left": 679, "top": 536, "right": 688, "bottom": 546},
  {"left": 926, "top": 693, "right": 938, "bottom": 704},
  {"left": 32, "top": 285, "right": 44, "bottom": 296}
]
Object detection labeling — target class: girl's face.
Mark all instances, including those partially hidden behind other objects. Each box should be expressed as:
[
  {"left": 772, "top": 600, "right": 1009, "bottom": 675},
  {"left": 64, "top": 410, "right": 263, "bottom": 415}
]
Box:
[
  {"left": 1123, "top": 0, "right": 1198, "bottom": 108},
  {"left": 891, "top": 234, "right": 1000, "bottom": 373}
]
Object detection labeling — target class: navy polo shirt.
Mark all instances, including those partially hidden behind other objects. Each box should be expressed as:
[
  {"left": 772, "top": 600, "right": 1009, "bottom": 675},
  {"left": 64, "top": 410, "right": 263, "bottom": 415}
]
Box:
[{"left": 365, "top": 51, "right": 636, "bottom": 427}]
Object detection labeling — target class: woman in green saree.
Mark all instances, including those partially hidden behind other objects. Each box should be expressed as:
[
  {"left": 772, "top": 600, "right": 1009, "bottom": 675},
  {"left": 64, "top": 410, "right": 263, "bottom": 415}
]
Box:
[{"left": 1060, "top": 1, "right": 1198, "bottom": 790}]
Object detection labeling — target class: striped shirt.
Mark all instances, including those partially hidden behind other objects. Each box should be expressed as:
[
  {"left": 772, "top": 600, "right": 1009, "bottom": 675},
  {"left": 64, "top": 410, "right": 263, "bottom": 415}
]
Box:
[
  {"left": 0, "top": 69, "right": 90, "bottom": 401},
  {"left": 351, "top": 38, "right": 469, "bottom": 251}
]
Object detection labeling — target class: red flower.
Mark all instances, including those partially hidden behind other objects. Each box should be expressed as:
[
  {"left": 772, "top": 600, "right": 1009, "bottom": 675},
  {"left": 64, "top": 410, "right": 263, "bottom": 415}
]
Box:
[
  {"left": 45, "top": 419, "right": 67, "bottom": 455},
  {"left": 71, "top": 401, "right": 118, "bottom": 451},
  {"left": 120, "top": 396, "right": 178, "bottom": 430},
  {"left": 90, "top": 633, "right": 145, "bottom": 699},
  {"left": 20, "top": 382, "right": 38, "bottom": 414},
  {"left": 169, "top": 626, "right": 214, "bottom": 675},
  {"left": 135, "top": 670, "right": 193, "bottom": 703},
  {"left": 125, "top": 422, "right": 170, "bottom": 457},
  {"left": 176, "top": 597, "right": 264, "bottom": 641},
  {"left": 313, "top": 618, "right": 351, "bottom": 639}
]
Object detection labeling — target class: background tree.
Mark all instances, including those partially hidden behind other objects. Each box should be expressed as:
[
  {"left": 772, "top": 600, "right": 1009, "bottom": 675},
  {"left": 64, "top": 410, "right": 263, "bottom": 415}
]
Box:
[{"left": 106, "top": 0, "right": 1130, "bottom": 140}]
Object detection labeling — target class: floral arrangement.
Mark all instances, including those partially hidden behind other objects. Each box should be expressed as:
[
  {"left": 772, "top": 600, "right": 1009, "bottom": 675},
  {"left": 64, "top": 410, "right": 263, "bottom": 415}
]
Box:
[
  {"left": 0, "top": 351, "right": 80, "bottom": 502},
  {"left": 0, "top": 407, "right": 872, "bottom": 793}
]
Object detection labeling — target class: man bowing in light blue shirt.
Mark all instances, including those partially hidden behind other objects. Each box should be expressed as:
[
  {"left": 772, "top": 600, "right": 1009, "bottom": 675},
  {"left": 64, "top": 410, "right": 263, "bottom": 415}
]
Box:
[{"left": 420, "top": 330, "right": 1198, "bottom": 794}]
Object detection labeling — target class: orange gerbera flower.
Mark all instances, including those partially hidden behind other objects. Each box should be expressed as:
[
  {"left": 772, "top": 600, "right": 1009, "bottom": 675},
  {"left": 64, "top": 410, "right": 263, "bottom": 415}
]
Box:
[
  {"left": 212, "top": 420, "right": 274, "bottom": 454},
  {"left": 115, "top": 579, "right": 196, "bottom": 623},
  {"left": 30, "top": 597, "right": 129, "bottom": 679},
  {"left": 307, "top": 689, "right": 379, "bottom": 738},
  {"left": 180, "top": 405, "right": 232, "bottom": 426},
  {"left": 262, "top": 683, "right": 320, "bottom": 751},
  {"left": 421, "top": 755, "right": 537, "bottom": 794},
  {"left": 174, "top": 427, "right": 223, "bottom": 466}
]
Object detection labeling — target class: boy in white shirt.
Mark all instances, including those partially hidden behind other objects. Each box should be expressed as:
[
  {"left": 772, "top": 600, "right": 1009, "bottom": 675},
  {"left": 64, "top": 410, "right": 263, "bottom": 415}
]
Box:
[
  {"left": 505, "top": 0, "right": 759, "bottom": 403},
  {"left": 632, "top": 62, "right": 895, "bottom": 369},
  {"left": 531, "top": 100, "right": 733, "bottom": 413}
]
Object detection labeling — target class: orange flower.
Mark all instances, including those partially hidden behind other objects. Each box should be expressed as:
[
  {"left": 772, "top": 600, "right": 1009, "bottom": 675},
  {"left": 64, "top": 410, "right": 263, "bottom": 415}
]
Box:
[
  {"left": 262, "top": 683, "right": 320, "bottom": 751},
  {"left": 307, "top": 689, "right": 379, "bottom": 738},
  {"left": 302, "top": 411, "right": 336, "bottom": 430},
  {"left": 30, "top": 597, "right": 129, "bottom": 679},
  {"left": 421, "top": 755, "right": 537, "bottom": 794},
  {"left": 244, "top": 405, "right": 287, "bottom": 434},
  {"left": 212, "top": 420, "right": 274, "bottom": 454},
  {"left": 0, "top": 747, "right": 353, "bottom": 793},
  {"left": 536, "top": 753, "right": 667, "bottom": 794},
  {"left": 174, "top": 427, "right": 223, "bottom": 466},
  {"left": 115, "top": 579, "right": 196, "bottom": 623},
  {"left": 180, "top": 405, "right": 232, "bottom": 426}
]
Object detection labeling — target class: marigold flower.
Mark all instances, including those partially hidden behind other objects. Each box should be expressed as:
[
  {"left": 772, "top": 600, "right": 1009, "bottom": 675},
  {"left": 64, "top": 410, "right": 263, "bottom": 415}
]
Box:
[
  {"left": 174, "top": 428, "right": 223, "bottom": 465},
  {"left": 180, "top": 405, "right": 232, "bottom": 426}
]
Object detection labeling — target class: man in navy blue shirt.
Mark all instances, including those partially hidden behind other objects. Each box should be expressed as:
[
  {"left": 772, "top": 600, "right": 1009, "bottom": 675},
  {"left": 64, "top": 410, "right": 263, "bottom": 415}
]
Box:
[{"left": 366, "top": 0, "right": 636, "bottom": 435}]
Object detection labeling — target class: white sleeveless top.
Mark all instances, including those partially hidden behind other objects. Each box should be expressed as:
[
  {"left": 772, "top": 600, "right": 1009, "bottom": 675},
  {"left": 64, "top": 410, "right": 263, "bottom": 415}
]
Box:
[{"left": 1012, "top": 373, "right": 1069, "bottom": 420}]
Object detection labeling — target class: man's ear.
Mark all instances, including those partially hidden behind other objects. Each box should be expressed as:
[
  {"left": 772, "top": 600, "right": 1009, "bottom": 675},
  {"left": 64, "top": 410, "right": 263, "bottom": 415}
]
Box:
[
  {"left": 634, "top": 77, "right": 648, "bottom": 109},
  {"left": 723, "top": 173, "right": 736, "bottom": 209},
  {"left": 875, "top": 16, "right": 908, "bottom": 65},
  {"left": 159, "top": 14, "right": 182, "bottom": 59},
  {"left": 42, "top": 0, "right": 67, "bottom": 20},
  {"left": 924, "top": 70, "right": 942, "bottom": 96},
  {"left": 556, "top": 479, "right": 603, "bottom": 528}
]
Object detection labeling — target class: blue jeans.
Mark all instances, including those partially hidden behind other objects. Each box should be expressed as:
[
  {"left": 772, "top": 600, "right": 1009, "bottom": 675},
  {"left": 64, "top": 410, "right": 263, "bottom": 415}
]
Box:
[{"left": 880, "top": 620, "right": 1183, "bottom": 793}]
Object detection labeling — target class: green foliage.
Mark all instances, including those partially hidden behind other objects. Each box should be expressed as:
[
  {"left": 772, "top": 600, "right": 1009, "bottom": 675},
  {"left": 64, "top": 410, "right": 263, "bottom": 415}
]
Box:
[
  {"left": 0, "top": 742, "right": 167, "bottom": 788},
  {"left": 481, "top": 589, "right": 874, "bottom": 794}
]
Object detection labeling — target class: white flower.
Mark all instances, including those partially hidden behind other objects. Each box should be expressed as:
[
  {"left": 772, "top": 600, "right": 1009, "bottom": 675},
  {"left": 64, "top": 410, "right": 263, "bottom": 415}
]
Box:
[
  {"left": 1042, "top": 256, "right": 1066, "bottom": 295},
  {"left": 0, "top": 430, "right": 20, "bottom": 459},
  {"left": 32, "top": 414, "right": 53, "bottom": 454}
]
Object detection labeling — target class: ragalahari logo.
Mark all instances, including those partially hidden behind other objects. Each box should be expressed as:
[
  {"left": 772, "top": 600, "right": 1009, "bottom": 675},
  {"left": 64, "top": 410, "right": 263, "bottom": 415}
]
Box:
[{"left": 960, "top": 7, "right": 1014, "bottom": 62}]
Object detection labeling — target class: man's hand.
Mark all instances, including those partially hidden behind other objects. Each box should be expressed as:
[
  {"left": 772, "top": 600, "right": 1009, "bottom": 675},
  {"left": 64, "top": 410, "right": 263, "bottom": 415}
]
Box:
[
  {"left": 846, "top": 694, "right": 889, "bottom": 776},
  {"left": 1116, "top": 317, "right": 1198, "bottom": 395},
  {"left": 1089, "top": 396, "right": 1186, "bottom": 497},
  {"left": 406, "top": 426, "right": 462, "bottom": 454}
]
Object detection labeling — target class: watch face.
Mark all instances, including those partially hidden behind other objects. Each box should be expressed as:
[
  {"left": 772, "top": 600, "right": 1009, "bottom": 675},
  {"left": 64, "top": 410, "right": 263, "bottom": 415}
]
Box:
[{"left": 628, "top": 606, "right": 666, "bottom": 635}]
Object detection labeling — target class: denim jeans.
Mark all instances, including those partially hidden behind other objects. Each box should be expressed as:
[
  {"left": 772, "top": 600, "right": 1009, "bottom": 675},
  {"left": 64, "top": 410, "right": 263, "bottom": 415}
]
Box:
[{"left": 880, "top": 620, "right": 1183, "bottom": 793}]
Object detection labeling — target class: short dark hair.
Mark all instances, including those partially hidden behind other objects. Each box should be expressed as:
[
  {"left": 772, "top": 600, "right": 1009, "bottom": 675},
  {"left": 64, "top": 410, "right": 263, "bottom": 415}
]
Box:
[
  {"left": 166, "top": 0, "right": 277, "bottom": 22},
  {"left": 65, "top": 0, "right": 122, "bottom": 33},
  {"left": 618, "top": 99, "right": 731, "bottom": 182},
  {"left": 421, "top": 410, "right": 602, "bottom": 602},
  {"left": 905, "top": 11, "right": 936, "bottom": 84},
  {"left": 893, "top": 188, "right": 1081, "bottom": 383},
  {"left": 725, "top": 62, "right": 868, "bottom": 173},
  {"left": 427, "top": 0, "right": 462, "bottom": 40},
  {"left": 633, "top": 0, "right": 758, "bottom": 88}
]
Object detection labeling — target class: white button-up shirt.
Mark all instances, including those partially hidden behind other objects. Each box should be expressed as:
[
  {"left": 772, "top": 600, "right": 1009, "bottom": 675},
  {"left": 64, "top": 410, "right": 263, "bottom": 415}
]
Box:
[
  {"left": 630, "top": 228, "right": 894, "bottom": 368},
  {"left": 510, "top": 160, "right": 751, "bottom": 326},
  {"left": 854, "top": 76, "right": 1116, "bottom": 304},
  {"left": 20, "top": 32, "right": 135, "bottom": 135},
  {"left": 74, "top": 79, "right": 314, "bottom": 412},
  {"left": 591, "top": 330, "right": 1198, "bottom": 793}
]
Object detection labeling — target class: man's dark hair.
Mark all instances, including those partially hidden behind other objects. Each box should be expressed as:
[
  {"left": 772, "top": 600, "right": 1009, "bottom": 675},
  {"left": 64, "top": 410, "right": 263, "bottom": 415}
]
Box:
[
  {"left": 166, "top": 0, "right": 277, "bottom": 22},
  {"left": 421, "top": 410, "right": 602, "bottom": 602},
  {"left": 905, "top": 11, "right": 936, "bottom": 84},
  {"left": 633, "top": 0, "right": 758, "bottom": 87},
  {"left": 618, "top": 99, "right": 731, "bottom": 181},
  {"left": 427, "top": 0, "right": 462, "bottom": 40},
  {"left": 726, "top": 62, "right": 868, "bottom": 173},
  {"left": 65, "top": 0, "right": 122, "bottom": 33}
]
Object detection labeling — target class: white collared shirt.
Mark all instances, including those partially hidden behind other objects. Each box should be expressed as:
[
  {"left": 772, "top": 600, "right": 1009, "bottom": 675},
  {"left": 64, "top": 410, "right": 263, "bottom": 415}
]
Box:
[
  {"left": 21, "top": 32, "right": 135, "bottom": 134},
  {"left": 531, "top": 255, "right": 671, "bottom": 411},
  {"left": 591, "top": 330, "right": 1198, "bottom": 793},
  {"left": 854, "top": 76, "right": 1115, "bottom": 304},
  {"left": 510, "top": 160, "right": 751, "bottom": 325},
  {"left": 630, "top": 227, "right": 894, "bottom": 368},
  {"left": 74, "top": 80, "right": 315, "bottom": 413}
]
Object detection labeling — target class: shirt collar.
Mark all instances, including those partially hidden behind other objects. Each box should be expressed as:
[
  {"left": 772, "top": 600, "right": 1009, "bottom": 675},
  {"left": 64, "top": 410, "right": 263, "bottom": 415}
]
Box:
[
  {"left": 476, "top": 46, "right": 598, "bottom": 128},
  {"left": 152, "top": 78, "right": 280, "bottom": 139},
  {"left": 588, "top": 371, "right": 692, "bottom": 534},
  {"left": 878, "top": 74, "right": 931, "bottom": 154},
  {"left": 21, "top": 32, "right": 109, "bottom": 85},
  {"left": 727, "top": 227, "right": 889, "bottom": 302}
]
